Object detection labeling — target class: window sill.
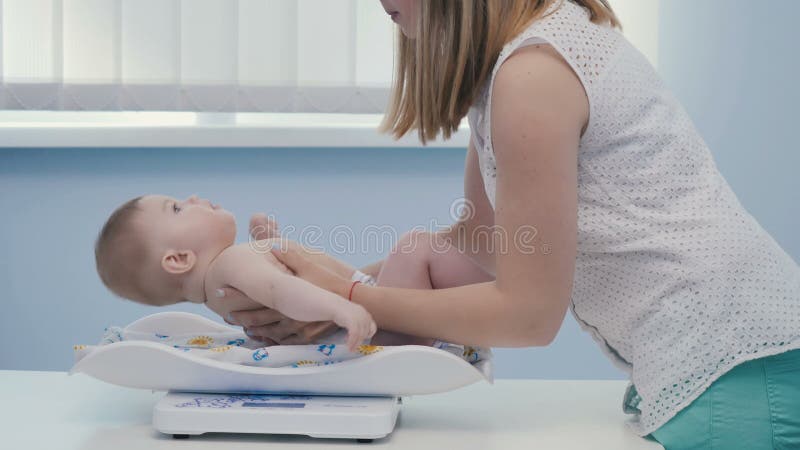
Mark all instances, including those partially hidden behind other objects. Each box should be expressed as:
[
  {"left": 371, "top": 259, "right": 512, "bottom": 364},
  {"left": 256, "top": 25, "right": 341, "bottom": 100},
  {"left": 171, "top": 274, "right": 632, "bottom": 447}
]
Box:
[{"left": 0, "top": 111, "right": 470, "bottom": 148}]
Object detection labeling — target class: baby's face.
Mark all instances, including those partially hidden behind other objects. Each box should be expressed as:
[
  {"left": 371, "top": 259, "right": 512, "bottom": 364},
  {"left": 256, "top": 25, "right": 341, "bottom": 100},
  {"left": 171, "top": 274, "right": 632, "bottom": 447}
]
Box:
[{"left": 137, "top": 194, "right": 237, "bottom": 258}]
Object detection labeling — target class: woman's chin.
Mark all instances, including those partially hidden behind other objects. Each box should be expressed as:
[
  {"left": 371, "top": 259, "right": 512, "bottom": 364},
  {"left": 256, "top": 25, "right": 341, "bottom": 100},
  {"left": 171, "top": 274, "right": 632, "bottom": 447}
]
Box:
[{"left": 400, "top": 27, "right": 417, "bottom": 39}]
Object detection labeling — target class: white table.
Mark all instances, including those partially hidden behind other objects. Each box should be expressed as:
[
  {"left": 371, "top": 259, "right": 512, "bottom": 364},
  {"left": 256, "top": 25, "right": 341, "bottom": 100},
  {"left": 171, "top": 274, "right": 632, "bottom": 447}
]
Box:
[{"left": 0, "top": 370, "right": 663, "bottom": 449}]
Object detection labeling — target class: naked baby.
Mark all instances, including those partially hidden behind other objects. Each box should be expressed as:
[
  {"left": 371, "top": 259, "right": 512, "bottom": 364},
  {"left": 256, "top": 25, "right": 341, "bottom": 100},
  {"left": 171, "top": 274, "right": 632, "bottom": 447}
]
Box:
[{"left": 94, "top": 194, "right": 489, "bottom": 351}]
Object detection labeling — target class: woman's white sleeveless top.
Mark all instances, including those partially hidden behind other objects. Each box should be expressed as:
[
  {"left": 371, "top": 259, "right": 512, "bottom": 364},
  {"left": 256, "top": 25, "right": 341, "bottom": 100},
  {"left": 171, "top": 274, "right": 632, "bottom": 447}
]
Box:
[{"left": 467, "top": 0, "right": 800, "bottom": 436}]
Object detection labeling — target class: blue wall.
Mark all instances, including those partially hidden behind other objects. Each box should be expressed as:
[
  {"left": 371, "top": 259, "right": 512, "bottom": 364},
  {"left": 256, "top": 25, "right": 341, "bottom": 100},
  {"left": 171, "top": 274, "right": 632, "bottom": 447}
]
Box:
[
  {"left": 658, "top": 0, "right": 800, "bottom": 258},
  {"left": 1, "top": 0, "right": 797, "bottom": 379}
]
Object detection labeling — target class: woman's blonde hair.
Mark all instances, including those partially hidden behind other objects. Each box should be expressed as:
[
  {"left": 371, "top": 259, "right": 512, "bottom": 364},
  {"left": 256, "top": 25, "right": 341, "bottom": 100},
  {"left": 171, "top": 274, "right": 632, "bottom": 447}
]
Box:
[{"left": 379, "top": 0, "right": 620, "bottom": 144}]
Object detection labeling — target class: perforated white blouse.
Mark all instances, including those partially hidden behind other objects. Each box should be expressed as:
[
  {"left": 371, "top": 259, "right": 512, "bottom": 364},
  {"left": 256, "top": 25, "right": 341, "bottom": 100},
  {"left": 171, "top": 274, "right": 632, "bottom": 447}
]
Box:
[{"left": 467, "top": 0, "right": 800, "bottom": 436}]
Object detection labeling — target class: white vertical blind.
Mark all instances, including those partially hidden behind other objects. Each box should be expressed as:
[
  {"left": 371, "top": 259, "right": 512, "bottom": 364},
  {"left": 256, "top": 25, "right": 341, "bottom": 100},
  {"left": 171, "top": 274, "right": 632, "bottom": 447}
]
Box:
[
  {"left": 0, "top": 0, "right": 659, "bottom": 113},
  {"left": 238, "top": 0, "right": 296, "bottom": 85},
  {"left": 3, "top": 0, "right": 57, "bottom": 82},
  {"left": 297, "top": 0, "right": 354, "bottom": 86},
  {"left": 181, "top": 0, "right": 237, "bottom": 85},
  {"left": 121, "top": 0, "right": 178, "bottom": 84},
  {"left": 63, "top": 0, "right": 118, "bottom": 83},
  {"left": 355, "top": 1, "right": 395, "bottom": 86}
]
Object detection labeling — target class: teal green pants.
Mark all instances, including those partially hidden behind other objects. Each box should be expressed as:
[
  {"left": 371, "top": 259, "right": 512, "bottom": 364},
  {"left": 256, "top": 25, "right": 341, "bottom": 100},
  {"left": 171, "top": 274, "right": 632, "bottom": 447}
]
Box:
[{"left": 648, "top": 348, "right": 800, "bottom": 450}]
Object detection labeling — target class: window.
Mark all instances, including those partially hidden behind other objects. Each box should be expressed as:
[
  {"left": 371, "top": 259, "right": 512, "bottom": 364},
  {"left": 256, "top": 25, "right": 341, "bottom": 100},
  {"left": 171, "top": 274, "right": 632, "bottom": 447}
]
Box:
[{"left": 0, "top": 0, "right": 658, "bottom": 113}]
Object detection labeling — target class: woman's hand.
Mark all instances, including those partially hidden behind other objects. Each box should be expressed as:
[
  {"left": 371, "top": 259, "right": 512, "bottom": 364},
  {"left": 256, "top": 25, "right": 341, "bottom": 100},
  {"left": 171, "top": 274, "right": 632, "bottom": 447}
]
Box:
[
  {"left": 252, "top": 212, "right": 354, "bottom": 298},
  {"left": 268, "top": 242, "right": 353, "bottom": 299},
  {"left": 218, "top": 213, "right": 351, "bottom": 345},
  {"left": 220, "top": 291, "right": 340, "bottom": 345}
]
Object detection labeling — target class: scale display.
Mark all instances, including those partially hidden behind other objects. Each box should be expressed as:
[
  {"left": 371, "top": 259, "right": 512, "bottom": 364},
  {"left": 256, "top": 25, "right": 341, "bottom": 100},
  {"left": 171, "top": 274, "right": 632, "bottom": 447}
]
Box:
[{"left": 242, "top": 402, "right": 305, "bottom": 408}]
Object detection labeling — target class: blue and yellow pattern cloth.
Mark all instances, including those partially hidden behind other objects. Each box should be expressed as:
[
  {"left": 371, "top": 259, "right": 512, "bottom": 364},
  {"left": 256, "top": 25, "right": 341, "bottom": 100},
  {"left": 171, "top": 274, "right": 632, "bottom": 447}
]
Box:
[{"left": 73, "top": 324, "right": 493, "bottom": 373}]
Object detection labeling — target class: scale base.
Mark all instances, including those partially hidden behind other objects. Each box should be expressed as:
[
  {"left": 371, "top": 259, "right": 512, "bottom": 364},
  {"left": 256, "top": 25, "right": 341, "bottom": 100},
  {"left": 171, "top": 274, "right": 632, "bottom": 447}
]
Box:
[
  {"left": 170, "top": 434, "right": 377, "bottom": 443},
  {"left": 153, "top": 392, "right": 401, "bottom": 442}
]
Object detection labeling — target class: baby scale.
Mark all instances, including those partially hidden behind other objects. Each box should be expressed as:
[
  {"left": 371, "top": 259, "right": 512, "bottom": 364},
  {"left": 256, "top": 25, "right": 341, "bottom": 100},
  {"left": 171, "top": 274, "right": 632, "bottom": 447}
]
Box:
[{"left": 70, "top": 312, "right": 492, "bottom": 442}]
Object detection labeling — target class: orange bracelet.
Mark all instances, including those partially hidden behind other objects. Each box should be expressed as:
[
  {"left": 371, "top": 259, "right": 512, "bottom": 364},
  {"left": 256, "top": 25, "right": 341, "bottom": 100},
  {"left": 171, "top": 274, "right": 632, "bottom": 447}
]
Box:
[{"left": 348, "top": 280, "right": 362, "bottom": 301}]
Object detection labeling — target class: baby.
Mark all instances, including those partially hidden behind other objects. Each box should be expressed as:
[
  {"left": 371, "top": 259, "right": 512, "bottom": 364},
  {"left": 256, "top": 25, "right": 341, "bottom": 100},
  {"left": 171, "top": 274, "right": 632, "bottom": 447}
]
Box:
[{"left": 95, "top": 194, "right": 493, "bottom": 351}]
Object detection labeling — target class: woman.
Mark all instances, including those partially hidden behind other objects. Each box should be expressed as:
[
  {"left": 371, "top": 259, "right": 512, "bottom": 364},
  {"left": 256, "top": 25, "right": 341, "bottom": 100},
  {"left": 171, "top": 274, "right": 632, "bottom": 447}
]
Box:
[{"left": 220, "top": 1, "right": 800, "bottom": 448}]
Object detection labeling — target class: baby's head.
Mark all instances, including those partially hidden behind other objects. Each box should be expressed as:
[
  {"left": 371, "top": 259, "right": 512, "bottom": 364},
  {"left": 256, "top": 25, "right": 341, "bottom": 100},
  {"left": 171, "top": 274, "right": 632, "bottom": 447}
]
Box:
[{"left": 95, "top": 194, "right": 236, "bottom": 306}]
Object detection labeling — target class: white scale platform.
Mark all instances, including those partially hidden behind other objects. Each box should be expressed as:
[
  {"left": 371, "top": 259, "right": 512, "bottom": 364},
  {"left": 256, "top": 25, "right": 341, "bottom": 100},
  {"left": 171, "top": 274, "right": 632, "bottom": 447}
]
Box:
[
  {"left": 154, "top": 391, "right": 402, "bottom": 442},
  {"left": 70, "top": 313, "right": 491, "bottom": 443}
]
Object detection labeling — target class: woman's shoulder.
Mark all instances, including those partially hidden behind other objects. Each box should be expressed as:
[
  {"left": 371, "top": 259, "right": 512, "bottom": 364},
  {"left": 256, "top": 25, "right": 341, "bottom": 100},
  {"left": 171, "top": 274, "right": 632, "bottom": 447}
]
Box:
[
  {"left": 499, "top": 42, "right": 567, "bottom": 75},
  {"left": 489, "top": 1, "right": 622, "bottom": 96},
  {"left": 475, "top": 1, "right": 623, "bottom": 143},
  {"left": 491, "top": 43, "right": 589, "bottom": 141}
]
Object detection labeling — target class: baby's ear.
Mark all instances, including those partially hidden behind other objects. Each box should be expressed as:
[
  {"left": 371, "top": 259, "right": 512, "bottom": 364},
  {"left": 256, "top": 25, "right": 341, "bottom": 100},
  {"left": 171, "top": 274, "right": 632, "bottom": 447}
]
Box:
[{"left": 161, "top": 249, "right": 196, "bottom": 274}]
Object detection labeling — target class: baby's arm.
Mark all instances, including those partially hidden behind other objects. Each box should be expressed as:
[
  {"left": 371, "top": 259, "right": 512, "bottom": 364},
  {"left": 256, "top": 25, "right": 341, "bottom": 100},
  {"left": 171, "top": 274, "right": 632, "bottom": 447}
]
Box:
[{"left": 212, "top": 244, "right": 376, "bottom": 350}]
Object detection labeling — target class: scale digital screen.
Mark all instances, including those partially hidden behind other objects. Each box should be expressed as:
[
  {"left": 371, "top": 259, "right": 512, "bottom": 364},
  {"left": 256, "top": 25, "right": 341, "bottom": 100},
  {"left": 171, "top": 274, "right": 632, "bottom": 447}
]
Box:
[{"left": 241, "top": 402, "right": 306, "bottom": 409}]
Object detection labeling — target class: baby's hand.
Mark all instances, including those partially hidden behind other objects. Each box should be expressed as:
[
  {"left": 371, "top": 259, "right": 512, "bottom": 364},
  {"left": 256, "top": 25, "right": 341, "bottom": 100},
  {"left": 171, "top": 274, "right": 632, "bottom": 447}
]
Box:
[
  {"left": 333, "top": 304, "right": 377, "bottom": 352},
  {"left": 249, "top": 213, "right": 280, "bottom": 241}
]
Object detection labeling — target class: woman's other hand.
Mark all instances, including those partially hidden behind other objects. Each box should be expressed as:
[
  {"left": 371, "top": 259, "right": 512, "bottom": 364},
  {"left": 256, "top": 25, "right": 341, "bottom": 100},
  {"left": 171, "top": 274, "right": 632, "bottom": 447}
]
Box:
[
  {"left": 250, "top": 212, "right": 358, "bottom": 281},
  {"left": 216, "top": 215, "right": 355, "bottom": 345},
  {"left": 218, "top": 216, "right": 336, "bottom": 345},
  {"left": 269, "top": 242, "right": 353, "bottom": 299},
  {"left": 218, "top": 285, "right": 340, "bottom": 345}
]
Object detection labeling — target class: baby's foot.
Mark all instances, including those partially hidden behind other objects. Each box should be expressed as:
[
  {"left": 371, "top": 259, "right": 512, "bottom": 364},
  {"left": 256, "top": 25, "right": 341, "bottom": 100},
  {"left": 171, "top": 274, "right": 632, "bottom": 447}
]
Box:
[{"left": 249, "top": 213, "right": 280, "bottom": 240}]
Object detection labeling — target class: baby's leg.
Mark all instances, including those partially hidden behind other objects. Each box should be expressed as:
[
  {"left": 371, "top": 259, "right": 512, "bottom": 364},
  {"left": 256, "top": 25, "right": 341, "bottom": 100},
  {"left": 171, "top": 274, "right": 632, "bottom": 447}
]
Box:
[
  {"left": 369, "top": 231, "right": 494, "bottom": 346},
  {"left": 377, "top": 230, "right": 494, "bottom": 289}
]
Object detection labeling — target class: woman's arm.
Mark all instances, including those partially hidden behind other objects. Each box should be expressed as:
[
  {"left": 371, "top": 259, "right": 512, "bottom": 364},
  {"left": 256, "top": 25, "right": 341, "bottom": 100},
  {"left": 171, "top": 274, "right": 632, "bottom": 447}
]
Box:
[
  {"left": 363, "top": 44, "right": 584, "bottom": 346},
  {"left": 250, "top": 214, "right": 359, "bottom": 280},
  {"left": 276, "top": 44, "right": 586, "bottom": 348}
]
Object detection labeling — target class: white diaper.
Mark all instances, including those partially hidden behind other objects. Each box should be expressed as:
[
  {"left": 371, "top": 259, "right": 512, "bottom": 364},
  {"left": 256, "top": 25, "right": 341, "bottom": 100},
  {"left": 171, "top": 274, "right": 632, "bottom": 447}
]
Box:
[{"left": 349, "top": 269, "right": 377, "bottom": 285}]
